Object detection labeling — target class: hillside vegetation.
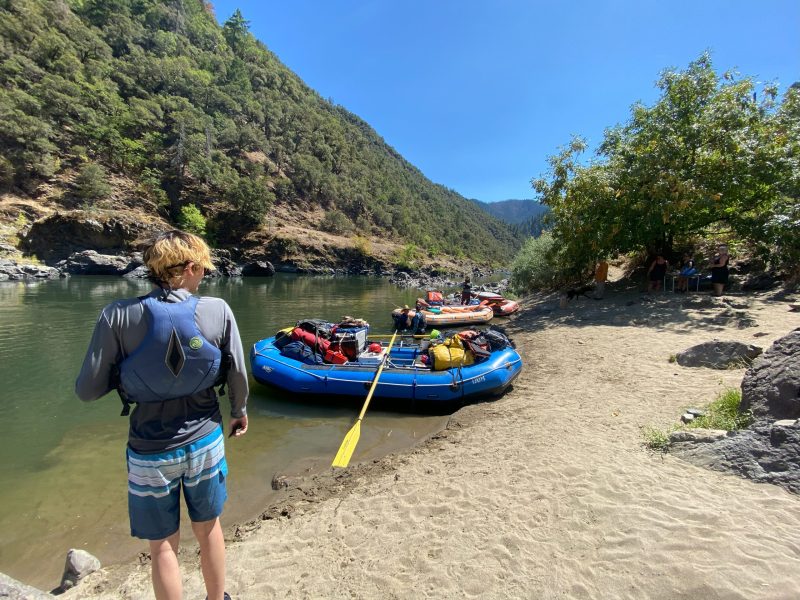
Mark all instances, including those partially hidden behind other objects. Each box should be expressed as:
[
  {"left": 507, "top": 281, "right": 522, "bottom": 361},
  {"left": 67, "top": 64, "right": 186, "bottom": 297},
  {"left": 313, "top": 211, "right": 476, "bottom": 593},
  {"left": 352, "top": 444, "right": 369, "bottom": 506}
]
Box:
[{"left": 0, "top": 0, "right": 524, "bottom": 266}]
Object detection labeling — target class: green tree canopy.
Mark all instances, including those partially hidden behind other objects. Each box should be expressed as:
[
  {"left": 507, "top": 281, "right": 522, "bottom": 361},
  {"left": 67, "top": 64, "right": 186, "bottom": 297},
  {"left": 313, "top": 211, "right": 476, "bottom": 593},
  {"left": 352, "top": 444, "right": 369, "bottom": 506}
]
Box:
[{"left": 533, "top": 54, "right": 799, "bottom": 275}]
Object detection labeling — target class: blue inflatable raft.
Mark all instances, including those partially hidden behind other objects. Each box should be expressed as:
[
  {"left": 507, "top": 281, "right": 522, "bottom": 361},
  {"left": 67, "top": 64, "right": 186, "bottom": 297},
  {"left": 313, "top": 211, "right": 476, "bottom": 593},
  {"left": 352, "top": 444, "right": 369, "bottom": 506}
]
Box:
[{"left": 250, "top": 336, "right": 523, "bottom": 403}]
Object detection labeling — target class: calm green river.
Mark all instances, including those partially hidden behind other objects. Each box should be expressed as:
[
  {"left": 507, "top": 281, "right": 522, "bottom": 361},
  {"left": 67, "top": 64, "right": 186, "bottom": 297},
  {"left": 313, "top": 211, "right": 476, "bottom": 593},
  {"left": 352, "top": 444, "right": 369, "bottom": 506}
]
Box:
[{"left": 0, "top": 274, "right": 457, "bottom": 589}]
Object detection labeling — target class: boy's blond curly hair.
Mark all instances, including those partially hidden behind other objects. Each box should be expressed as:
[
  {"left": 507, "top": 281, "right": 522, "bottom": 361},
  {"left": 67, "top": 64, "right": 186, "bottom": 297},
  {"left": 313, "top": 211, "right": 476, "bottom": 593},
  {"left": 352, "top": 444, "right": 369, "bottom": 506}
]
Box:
[{"left": 143, "top": 230, "right": 214, "bottom": 284}]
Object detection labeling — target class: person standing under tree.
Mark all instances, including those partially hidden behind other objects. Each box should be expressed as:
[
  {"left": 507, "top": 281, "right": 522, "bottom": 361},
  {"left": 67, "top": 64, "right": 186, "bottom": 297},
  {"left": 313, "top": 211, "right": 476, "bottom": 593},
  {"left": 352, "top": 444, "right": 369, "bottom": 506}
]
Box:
[
  {"left": 75, "top": 230, "right": 248, "bottom": 600},
  {"left": 711, "top": 244, "right": 730, "bottom": 296},
  {"left": 647, "top": 253, "right": 669, "bottom": 293},
  {"left": 593, "top": 259, "right": 609, "bottom": 299}
]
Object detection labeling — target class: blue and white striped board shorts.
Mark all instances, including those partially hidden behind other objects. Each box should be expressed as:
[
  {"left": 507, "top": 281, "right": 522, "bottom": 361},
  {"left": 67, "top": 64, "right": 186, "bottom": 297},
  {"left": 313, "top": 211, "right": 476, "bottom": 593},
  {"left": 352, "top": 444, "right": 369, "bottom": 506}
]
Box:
[{"left": 126, "top": 426, "right": 228, "bottom": 540}]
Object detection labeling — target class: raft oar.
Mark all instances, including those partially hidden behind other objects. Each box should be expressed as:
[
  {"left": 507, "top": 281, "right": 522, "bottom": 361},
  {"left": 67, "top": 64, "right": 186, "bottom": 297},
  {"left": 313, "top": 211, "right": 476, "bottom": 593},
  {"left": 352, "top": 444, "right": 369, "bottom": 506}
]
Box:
[
  {"left": 367, "top": 333, "right": 428, "bottom": 339},
  {"left": 332, "top": 330, "right": 399, "bottom": 468}
]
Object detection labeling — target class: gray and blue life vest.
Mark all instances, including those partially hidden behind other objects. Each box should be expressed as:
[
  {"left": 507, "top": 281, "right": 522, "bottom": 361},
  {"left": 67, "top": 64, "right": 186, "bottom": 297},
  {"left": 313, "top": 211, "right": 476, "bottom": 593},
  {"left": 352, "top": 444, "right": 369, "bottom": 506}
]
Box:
[{"left": 118, "top": 295, "right": 222, "bottom": 405}]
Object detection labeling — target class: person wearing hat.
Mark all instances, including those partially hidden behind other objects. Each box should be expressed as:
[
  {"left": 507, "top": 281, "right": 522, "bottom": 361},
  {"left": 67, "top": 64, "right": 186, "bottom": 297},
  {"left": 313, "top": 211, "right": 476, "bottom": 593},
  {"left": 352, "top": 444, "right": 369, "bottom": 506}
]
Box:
[{"left": 393, "top": 305, "right": 426, "bottom": 334}]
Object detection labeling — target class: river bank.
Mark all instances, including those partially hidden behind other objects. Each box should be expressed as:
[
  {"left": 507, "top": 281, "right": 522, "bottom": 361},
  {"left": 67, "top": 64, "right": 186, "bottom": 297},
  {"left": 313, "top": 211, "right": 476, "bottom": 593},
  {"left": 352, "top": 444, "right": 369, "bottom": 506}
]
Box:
[{"left": 60, "top": 283, "right": 800, "bottom": 599}]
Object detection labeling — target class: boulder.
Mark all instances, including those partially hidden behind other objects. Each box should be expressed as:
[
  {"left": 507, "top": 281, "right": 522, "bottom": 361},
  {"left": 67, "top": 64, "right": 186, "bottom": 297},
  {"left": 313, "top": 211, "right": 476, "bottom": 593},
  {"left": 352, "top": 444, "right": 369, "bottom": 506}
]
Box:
[
  {"left": 740, "top": 328, "right": 800, "bottom": 420},
  {"left": 123, "top": 265, "right": 150, "bottom": 279},
  {"left": 58, "top": 250, "right": 140, "bottom": 275},
  {"left": 675, "top": 340, "right": 763, "bottom": 369},
  {"left": 241, "top": 260, "right": 275, "bottom": 276},
  {"left": 0, "top": 259, "right": 61, "bottom": 280},
  {"left": 59, "top": 548, "right": 101, "bottom": 591},
  {"left": 669, "top": 428, "right": 728, "bottom": 443},
  {"left": 0, "top": 571, "right": 52, "bottom": 599},
  {"left": 671, "top": 420, "right": 800, "bottom": 494},
  {"left": 209, "top": 250, "right": 242, "bottom": 278}
]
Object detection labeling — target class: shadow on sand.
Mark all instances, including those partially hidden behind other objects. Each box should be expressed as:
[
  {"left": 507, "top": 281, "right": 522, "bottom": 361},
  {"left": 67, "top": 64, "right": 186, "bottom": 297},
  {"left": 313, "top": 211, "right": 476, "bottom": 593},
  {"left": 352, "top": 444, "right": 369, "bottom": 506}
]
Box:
[{"left": 506, "top": 279, "right": 794, "bottom": 336}]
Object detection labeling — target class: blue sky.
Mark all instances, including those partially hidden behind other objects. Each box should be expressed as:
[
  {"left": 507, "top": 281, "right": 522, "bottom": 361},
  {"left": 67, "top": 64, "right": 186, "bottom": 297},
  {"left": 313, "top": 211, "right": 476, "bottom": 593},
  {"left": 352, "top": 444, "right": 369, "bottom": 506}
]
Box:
[{"left": 213, "top": 1, "right": 799, "bottom": 203}]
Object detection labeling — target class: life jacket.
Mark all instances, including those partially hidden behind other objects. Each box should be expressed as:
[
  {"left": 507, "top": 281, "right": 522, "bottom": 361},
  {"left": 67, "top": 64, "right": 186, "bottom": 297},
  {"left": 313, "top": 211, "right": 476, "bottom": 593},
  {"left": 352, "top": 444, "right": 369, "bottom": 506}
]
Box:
[
  {"left": 118, "top": 295, "right": 222, "bottom": 406},
  {"left": 425, "top": 290, "right": 444, "bottom": 306}
]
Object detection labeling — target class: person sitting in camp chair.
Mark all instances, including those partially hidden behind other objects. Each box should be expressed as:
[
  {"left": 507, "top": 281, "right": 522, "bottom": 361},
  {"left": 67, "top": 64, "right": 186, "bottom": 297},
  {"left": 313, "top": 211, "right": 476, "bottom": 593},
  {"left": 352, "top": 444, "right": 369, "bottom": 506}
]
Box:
[{"left": 393, "top": 305, "right": 426, "bottom": 334}]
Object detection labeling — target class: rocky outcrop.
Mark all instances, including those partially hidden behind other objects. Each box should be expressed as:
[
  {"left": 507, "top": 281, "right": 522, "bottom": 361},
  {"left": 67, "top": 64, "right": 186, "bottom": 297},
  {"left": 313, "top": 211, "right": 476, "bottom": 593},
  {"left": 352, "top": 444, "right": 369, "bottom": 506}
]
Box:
[
  {"left": 208, "top": 249, "right": 242, "bottom": 278},
  {"left": 241, "top": 260, "right": 276, "bottom": 276},
  {"left": 0, "top": 571, "right": 52, "bottom": 599},
  {"left": 671, "top": 419, "right": 800, "bottom": 494},
  {"left": 56, "top": 250, "right": 141, "bottom": 275},
  {"left": 740, "top": 328, "right": 800, "bottom": 420},
  {"left": 0, "top": 258, "right": 62, "bottom": 280},
  {"left": 21, "top": 212, "right": 160, "bottom": 263},
  {"left": 675, "top": 340, "right": 763, "bottom": 369},
  {"left": 671, "top": 329, "right": 800, "bottom": 495},
  {"left": 6, "top": 214, "right": 506, "bottom": 283}
]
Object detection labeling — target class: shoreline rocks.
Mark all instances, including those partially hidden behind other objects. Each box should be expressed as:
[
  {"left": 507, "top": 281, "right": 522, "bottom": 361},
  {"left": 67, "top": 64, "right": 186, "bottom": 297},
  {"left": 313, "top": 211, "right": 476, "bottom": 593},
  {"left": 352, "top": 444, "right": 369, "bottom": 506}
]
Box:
[
  {"left": 0, "top": 571, "right": 52, "bottom": 599},
  {"left": 59, "top": 548, "right": 101, "bottom": 592},
  {"left": 0, "top": 253, "right": 511, "bottom": 290},
  {"left": 0, "top": 258, "right": 63, "bottom": 281}
]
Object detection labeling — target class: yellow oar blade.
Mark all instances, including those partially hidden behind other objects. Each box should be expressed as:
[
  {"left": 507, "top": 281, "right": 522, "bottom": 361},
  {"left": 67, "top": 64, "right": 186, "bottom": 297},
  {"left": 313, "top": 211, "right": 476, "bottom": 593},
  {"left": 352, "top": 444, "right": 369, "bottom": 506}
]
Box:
[
  {"left": 331, "top": 330, "right": 399, "bottom": 468},
  {"left": 331, "top": 420, "right": 361, "bottom": 468}
]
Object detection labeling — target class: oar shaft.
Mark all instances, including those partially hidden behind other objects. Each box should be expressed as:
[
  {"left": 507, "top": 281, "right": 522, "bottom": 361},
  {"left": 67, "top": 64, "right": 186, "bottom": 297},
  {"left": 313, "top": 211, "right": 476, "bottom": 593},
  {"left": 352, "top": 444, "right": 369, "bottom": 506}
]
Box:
[
  {"left": 356, "top": 331, "right": 398, "bottom": 420},
  {"left": 366, "top": 333, "right": 428, "bottom": 339},
  {"left": 332, "top": 330, "right": 399, "bottom": 468}
]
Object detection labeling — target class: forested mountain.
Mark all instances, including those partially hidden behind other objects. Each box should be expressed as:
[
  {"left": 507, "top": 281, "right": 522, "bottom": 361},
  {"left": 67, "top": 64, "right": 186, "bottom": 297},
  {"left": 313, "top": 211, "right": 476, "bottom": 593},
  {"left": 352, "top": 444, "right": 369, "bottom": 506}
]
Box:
[
  {"left": 474, "top": 199, "right": 549, "bottom": 238},
  {"left": 476, "top": 199, "right": 546, "bottom": 225},
  {"left": 0, "top": 0, "right": 525, "bottom": 266}
]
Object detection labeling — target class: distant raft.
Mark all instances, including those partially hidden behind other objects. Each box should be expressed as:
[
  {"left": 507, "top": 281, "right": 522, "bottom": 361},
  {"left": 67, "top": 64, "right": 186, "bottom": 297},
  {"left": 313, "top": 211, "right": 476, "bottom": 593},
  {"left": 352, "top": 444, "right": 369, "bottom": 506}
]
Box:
[
  {"left": 476, "top": 292, "right": 520, "bottom": 316},
  {"left": 391, "top": 305, "right": 494, "bottom": 327}
]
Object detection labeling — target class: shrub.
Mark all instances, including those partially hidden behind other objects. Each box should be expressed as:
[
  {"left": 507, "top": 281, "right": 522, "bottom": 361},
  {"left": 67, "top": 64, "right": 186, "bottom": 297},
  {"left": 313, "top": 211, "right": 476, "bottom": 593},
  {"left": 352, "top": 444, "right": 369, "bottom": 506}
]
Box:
[
  {"left": 510, "top": 232, "right": 563, "bottom": 293},
  {"left": 641, "top": 425, "right": 672, "bottom": 451},
  {"left": 396, "top": 243, "right": 420, "bottom": 269},
  {"left": 321, "top": 209, "right": 352, "bottom": 234},
  {"left": 228, "top": 177, "right": 271, "bottom": 228},
  {"left": 353, "top": 235, "right": 371, "bottom": 256},
  {"left": 177, "top": 204, "right": 207, "bottom": 236},
  {"left": 74, "top": 162, "right": 111, "bottom": 201}
]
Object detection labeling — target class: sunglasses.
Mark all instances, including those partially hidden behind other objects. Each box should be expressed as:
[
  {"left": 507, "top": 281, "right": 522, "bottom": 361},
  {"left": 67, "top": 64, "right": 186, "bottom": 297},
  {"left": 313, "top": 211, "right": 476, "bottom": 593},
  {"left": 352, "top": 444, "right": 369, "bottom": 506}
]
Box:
[{"left": 165, "top": 261, "right": 210, "bottom": 276}]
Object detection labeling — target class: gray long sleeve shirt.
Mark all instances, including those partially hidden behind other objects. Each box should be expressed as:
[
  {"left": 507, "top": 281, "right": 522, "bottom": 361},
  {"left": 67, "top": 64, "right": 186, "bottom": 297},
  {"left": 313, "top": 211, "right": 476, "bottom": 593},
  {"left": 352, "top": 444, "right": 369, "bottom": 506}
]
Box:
[{"left": 76, "top": 288, "right": 249, "bottom": 453}]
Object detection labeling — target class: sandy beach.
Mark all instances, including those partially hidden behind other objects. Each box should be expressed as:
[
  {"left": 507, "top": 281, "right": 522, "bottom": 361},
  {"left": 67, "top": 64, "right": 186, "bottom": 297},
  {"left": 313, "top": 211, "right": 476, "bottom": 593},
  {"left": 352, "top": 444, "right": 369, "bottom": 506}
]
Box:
[{"left": 64, "top": 283, "right": 800, "bottom": 600}]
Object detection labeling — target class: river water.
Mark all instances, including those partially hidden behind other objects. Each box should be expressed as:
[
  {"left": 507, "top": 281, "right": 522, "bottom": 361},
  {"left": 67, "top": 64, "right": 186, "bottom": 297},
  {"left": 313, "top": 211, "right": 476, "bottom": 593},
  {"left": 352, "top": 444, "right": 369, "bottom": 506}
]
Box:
[{"left": 0, "top": 274, "right": 459, "bottom": 589}]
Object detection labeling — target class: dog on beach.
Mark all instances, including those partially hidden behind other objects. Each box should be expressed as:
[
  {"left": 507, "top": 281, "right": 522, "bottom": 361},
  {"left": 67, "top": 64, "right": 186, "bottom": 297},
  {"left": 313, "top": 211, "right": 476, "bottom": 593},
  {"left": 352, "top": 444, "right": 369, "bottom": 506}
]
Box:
[{"left": 565, "top": 284, "right": 593, "bottom": 301}]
